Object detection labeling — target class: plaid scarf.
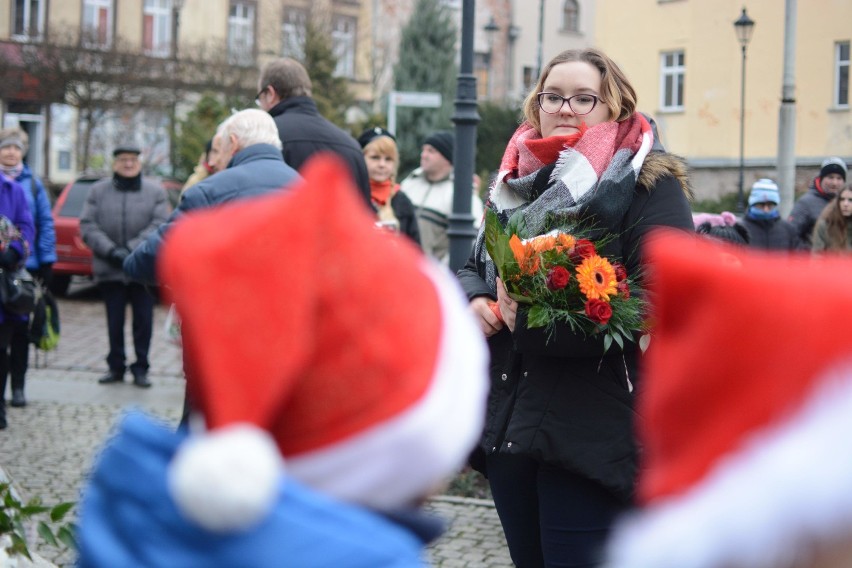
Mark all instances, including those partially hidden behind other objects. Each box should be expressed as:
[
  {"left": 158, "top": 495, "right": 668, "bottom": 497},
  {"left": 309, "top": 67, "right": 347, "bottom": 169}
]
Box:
[{"left": 475, "top": 113, "right": 654, "bottom": 294}]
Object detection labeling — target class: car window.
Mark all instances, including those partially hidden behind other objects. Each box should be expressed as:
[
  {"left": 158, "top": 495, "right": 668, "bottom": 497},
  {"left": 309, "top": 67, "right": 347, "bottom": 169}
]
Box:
[{"left": 58, "top": 181, "right": 96, "bottom": 217}]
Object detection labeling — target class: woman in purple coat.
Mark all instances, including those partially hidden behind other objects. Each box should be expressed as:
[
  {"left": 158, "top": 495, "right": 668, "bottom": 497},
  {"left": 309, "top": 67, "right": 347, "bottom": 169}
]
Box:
[{"left": 0, "top": 174, "right": 34, "bottom": 430}]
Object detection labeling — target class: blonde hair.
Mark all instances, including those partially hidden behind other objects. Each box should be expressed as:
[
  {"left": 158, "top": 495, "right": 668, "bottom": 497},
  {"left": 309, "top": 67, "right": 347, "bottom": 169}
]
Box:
[
  {"left": 362, "top": 136, "right": 399, "bottom": 182},
  {"left": 522, "top": 48, "right": 637, "bottom": 133}
]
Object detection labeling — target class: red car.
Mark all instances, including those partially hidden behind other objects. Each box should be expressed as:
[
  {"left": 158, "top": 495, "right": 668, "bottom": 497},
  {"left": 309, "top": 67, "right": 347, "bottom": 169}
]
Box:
[{"left": 51, "top": 175, "right": 99, "bottom": 295}]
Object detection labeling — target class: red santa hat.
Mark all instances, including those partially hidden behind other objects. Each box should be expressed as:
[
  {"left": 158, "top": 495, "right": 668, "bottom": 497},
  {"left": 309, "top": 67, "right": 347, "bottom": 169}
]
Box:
[
  {"left": 606, "top": 231, "right": 852, "bottom": 568},
  {"left": 157, "top": 155, "right": 488, "bottom": 532}
]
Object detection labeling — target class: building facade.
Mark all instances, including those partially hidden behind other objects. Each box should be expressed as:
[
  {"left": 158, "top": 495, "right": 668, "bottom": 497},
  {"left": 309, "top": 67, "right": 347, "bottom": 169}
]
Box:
[
  {"left": 595, "top": 0, "right": 852, "bottom": 202},
  {"left": 0, "top": 0, "right": 373, "bottom": 185}
]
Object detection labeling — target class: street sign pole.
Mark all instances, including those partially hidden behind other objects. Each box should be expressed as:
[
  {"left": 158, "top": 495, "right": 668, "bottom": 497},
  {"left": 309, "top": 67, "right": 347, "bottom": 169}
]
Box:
[{"left": 387, "top": 91, "right": 442, "bottom": 135}]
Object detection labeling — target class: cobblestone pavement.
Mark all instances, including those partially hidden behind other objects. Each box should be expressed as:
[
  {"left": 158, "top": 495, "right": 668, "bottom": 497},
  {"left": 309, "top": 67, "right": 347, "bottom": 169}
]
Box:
[{"left": 2, "top": 281, "right": 512, "bottom": 567}]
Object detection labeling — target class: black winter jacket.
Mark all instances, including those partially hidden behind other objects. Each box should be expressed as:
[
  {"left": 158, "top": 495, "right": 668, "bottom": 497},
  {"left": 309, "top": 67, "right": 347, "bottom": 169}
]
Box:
[
  {"left": 457, "top": 152, "right": 693, "bottom": 502},
  {"left": 742, "top": 215, "right": 801, "bottom": 251},
  {"left": 268, "top": 97, "right": 370, "bottom": 206},
  {"left": 788, "top": 180, "right": 834, "bottom": 247}
]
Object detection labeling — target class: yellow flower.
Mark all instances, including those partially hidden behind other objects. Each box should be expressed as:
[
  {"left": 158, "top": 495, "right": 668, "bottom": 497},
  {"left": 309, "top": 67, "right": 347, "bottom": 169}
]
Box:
[{"left": 576, "top": 255, "right": 618, "bottom": 301}]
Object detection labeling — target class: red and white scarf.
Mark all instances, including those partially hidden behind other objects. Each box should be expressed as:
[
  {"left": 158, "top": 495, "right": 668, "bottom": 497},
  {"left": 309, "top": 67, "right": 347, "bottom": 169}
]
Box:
[{"left": 476, "top": 113, "right": 655, "bottom": 293}]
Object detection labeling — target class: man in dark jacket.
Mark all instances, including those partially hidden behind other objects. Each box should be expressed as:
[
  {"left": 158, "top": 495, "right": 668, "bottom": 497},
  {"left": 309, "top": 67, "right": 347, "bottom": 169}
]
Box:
[
  {"left": 80, "top": 145, "right": 170, "bottom": 388},
  {"left": 124, "top": 109, "right": 300, "bottom": 285},
  {"left": 256, "top": 58, "right": 370, "bottom": 206},
  {"left": 789, "top": 157, "right": 848, "bottom": 247},
  {"left": 742, "top": 178, "right": 801, "bottom": 251}
]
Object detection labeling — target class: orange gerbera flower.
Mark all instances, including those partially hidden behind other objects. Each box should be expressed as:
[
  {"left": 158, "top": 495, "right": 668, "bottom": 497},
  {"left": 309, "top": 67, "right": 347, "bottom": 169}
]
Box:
[
  {"left": 576, "top": 255, "right": 618, "bottom": 301},
  {"left": 509, "top": 235, "right": 541, "bottom": 275}
]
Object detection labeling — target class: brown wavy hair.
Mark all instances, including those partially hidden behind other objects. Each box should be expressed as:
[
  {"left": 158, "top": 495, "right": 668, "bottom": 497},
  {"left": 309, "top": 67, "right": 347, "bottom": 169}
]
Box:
[
  {"left": 522, "top": 48, "right": 637, "bottom": 134},
  {"left": 816, "top": 188, "right": 852, "bottom": 251}
]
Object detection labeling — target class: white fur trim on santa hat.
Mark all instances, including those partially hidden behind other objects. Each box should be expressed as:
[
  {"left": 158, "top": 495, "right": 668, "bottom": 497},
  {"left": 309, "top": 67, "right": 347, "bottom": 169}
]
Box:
[
  {"left": 605, "top": 358, "right": 852, "bottom": 568},
  {"left": 168, "top": 424, "right": 284, "bottom": 533},
  {"left": 286, "top": 260, "right": 489, "bottom": 511}
]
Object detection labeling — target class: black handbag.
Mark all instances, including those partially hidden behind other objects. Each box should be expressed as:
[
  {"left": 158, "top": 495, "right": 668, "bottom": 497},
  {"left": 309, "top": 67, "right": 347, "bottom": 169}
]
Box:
[{"left": 0, "top": 267, "right": 37, "bottom": 315}]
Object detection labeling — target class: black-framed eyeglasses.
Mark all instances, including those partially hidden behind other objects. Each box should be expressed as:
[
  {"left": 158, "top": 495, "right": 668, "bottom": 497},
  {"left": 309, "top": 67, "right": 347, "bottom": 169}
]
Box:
[
  {"left": 537, "top": 92, "right": 600, "bottom": 116},
  {"left": 254, "top": 86, "right": 267, "bottom": 107}
]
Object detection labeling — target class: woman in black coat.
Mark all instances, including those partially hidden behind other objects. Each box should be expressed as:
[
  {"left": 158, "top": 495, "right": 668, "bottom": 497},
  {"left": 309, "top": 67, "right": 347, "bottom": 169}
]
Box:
[{"left": 457, "top": 48, "right": 694, "bottom": 567}]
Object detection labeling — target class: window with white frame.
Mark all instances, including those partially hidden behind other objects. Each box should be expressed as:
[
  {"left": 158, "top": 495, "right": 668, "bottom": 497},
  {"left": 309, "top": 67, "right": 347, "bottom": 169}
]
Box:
[
  {"left": 836, "top": 41, "right": 850, "bottom": 108},
  {"left": 82, "top": 0, "right": 114, "bottom": 47},
  {"left": 12, "top": 0, "right": 45, "bottom": 40},
  {"left": 660, "top": 50, "right": 685, "bottom": 111},
  {"left": 228, "top": 2, "right": 255, "bottom": 65},
  {"left": 522, "top": 65, "right": 536, "bottom": 94},
  {"left": 562, "top": 0, "right": 579, "bottom": 33},
  {"left": 332, "top": 15, "right": 356, "bottom": 78},
  {"left": 143, "top": 0, "right": 173, "bottom": 57},
  {"left": 281, "top": 8, "right": 307, "bottom": 60}
]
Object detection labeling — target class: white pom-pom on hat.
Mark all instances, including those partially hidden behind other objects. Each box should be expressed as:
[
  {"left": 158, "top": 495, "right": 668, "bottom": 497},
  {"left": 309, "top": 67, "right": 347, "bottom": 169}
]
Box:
[{"left": 168, "top": 424, "right": 284, "bottom": 533}]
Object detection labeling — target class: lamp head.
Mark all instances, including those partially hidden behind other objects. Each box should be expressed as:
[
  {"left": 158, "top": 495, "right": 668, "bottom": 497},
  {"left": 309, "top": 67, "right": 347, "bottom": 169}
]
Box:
[{"left": 734, "top": 7, "right": 755, "bottom": 47}]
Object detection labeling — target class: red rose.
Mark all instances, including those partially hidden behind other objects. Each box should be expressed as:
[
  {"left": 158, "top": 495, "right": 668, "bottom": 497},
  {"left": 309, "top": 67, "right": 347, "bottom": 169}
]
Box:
[
  {"left": 585, "top": 299, "right": 613, "bottom": 324},
  {"left": 569, "top": 239, "right": 597, "bottom": 264},
  {"left": 612, "top": 262, "right": 628, "bottom": 282},
  {"left": 617, "top": 280, "right": 630, "bottom": 299},
  {"left": 546, "top": 266, "right": 571, "bottom": 290}
]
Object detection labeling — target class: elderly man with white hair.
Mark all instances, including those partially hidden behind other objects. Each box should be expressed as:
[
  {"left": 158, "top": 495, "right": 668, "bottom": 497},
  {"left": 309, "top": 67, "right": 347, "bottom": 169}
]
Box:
[
  {"left": 124, "top": 109, "right": 300, "bottom": 423},
  {"left": 124, "top": 109, "right": 300, "bottom": 284}
]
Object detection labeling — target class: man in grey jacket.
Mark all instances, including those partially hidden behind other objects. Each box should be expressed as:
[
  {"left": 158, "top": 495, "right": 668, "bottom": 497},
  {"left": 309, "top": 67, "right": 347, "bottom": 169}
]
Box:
[{"left": 80, "top": 145, "right": 170, "bottom": 388}]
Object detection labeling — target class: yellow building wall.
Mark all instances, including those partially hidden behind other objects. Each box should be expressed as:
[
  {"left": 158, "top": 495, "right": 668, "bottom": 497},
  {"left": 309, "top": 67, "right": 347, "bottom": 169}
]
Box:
[
  {"left": 48, "top": 0, "right": 81, "bottom": 32},
  {"left": 116, "top": 0, "right": 143, "bottom": 46},
  {"left": 0, "top": 1, "right": 8, "bottom": 39},
  {"left": 596, "top": 0, "right": 852, "bottom": 163},
  {"left": 178, "top": 0, "right": 229, "bottom": 49}
]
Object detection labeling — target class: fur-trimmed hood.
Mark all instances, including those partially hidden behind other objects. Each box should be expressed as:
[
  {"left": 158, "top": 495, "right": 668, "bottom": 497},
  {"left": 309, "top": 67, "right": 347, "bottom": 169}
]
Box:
[{"left": 638, "top": 152, "right": 693, "bottom": 201}]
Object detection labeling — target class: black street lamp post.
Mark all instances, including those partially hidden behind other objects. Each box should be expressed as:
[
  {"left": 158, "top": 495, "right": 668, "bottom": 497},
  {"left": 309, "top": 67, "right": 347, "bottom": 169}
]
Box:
[
  {"left": 448, "top": 0, "right": 480, "bottom": 272},
  {"left": 734, "top": 7, "right": 755, "bottom": 214}
]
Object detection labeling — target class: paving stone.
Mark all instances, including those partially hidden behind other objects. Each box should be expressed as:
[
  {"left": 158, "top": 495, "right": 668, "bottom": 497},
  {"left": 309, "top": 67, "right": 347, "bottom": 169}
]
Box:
[{"left": 3, "top": 288, "right": 513, "bottom": 567}]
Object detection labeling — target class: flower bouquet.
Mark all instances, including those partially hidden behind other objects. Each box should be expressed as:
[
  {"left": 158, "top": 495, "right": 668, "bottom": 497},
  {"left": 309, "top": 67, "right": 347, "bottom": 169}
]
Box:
[{"left": 483, "top": 209, "right": 646, "bottom": 352}]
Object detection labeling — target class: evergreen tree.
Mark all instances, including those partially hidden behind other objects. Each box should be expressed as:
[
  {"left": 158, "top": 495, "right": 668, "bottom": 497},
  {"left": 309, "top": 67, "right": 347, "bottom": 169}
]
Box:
[
  {"left": 476, "top": 101, "right": 522, "bottom": 186},
  {"left": 174, "top": 93, "right": 235, "bottom": 181},
  {"left": 393, "top": 0, "right": 458, "bottom": 176},
  {"left": 302, "top": 17, "right": 351, "bottom": 128}
]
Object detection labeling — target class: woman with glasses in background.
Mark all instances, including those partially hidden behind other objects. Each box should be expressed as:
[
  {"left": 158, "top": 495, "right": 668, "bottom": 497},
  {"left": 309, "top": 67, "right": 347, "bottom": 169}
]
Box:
[{"left": 457, "top": 49, "right": 694, "bottom": 566}]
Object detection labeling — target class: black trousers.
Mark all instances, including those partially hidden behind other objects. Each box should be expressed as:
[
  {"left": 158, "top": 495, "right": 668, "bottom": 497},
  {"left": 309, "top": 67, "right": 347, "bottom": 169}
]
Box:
[
  {"left": 486, "top": 452, "right": 626, "bottom": 568},
  {"left": 0, "top": 320, "right": 17, "bottom": 419},
  {"left": 4, "top": 318, "right": 29, "bottom": 395},
  {"left": 99, "top": 281, "right": 154, "bottom": 375}
]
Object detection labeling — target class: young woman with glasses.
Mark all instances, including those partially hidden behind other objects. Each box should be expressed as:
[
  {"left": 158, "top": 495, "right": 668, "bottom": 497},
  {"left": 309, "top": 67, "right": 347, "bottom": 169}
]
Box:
[{"left": 457, "top": 48, "right": 695, "bottom": 566}]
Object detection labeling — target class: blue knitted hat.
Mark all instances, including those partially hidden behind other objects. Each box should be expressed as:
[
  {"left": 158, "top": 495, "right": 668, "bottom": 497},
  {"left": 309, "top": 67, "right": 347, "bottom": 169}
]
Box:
[{"left": 748, "top": 178, "right": 780, "bottom": 206}]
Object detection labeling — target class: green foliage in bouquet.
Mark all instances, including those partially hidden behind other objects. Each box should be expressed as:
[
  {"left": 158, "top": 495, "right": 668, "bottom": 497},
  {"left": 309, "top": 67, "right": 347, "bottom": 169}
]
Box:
[{"left": 484, "top": 209, "right": 646, "bottom": 352}]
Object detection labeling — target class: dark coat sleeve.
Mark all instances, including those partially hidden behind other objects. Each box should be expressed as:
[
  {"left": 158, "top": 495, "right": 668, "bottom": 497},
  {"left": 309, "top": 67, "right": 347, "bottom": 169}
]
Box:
[
  {"left": 390, "top": 191, "right": 421, "bottom": 247},
  {"left": 512, "top": 174, "right": 694, "bottom": 358},
  {"left": 456, "top": 245, "right": 495, "bottom": 301}
]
